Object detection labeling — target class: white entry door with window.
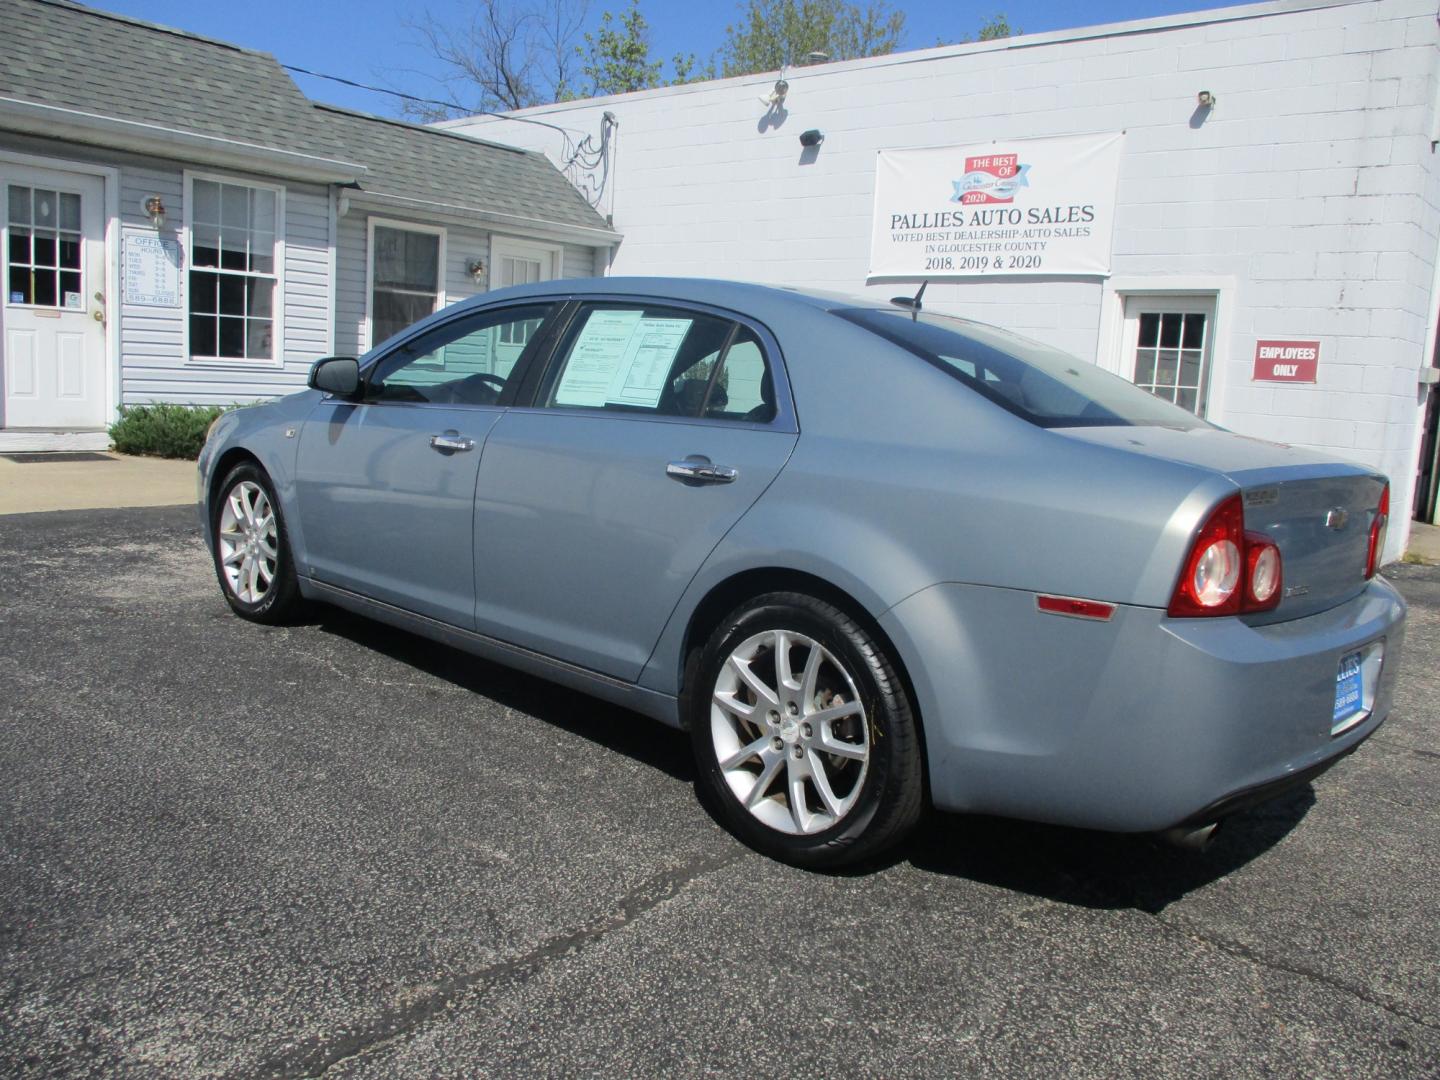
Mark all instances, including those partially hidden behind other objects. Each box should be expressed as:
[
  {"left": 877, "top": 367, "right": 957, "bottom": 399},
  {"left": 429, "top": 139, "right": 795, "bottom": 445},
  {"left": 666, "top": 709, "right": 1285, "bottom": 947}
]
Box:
[
  {"left": 1120, "top": 295, "right": 1215, "bottom": 418},
  {"left": 2, "top": 166, "right": 107, "bottom": 429},
  {"left": 490, "top": 235, "right": 560, "bottom": 378}
]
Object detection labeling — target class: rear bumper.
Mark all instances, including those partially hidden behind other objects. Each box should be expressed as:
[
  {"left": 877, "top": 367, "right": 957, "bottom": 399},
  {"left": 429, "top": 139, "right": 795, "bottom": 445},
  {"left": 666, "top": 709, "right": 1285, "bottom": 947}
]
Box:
[
  {"left": 879, "top": 576, "right": 1406, "bottom": 832},
  {"left": 1169, "top": 733, "right": 1368, "bottom": 828}
]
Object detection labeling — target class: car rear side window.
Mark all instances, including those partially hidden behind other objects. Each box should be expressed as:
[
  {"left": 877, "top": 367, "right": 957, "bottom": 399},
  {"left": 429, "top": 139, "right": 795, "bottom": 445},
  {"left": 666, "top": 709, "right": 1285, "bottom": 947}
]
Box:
[
  {"left": 539, "top": 304, "right": 776, "bottom": 422},
  {"left": 703, "top": 328, "right": 775, "bottom": 423},
  {"left": 835, "top": 307, "right": 1208, "bottom": 430}
]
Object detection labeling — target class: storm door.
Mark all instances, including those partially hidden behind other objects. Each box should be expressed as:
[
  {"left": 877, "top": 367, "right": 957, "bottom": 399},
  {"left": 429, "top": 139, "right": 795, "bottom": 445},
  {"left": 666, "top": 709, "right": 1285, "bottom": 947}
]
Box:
[{"left": 368, "top": 221, "right": 444, "bottom": 349}]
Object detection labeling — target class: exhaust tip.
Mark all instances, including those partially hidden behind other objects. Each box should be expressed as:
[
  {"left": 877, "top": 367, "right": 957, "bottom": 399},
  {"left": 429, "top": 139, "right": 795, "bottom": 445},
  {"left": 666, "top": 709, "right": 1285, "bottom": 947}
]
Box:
[{"left": 1162, "top": 821, "right": 1223, "bottom": 851}]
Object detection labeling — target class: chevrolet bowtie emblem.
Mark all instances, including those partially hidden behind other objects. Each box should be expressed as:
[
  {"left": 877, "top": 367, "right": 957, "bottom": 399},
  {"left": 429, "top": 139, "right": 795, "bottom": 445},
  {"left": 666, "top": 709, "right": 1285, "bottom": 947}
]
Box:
[{"left": 1325, "top": 508, "right": 1349, "bottom": 530}]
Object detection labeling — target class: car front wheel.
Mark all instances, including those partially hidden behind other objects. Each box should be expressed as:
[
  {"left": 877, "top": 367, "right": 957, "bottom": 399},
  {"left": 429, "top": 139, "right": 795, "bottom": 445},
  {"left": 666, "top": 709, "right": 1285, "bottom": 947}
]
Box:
[
  {"left": 211, "top": 462, "right": 301, "bottom": 624},
  {"left": 690, "top": 592, "right": 923, "bottom": 868}
]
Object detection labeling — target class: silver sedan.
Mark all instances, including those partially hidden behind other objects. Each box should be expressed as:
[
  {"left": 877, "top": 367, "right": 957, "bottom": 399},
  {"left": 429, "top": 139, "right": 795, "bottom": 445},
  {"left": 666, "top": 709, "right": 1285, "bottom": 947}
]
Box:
[{"left": 199, "top": 278, "right": 1405, "bottom": 867}]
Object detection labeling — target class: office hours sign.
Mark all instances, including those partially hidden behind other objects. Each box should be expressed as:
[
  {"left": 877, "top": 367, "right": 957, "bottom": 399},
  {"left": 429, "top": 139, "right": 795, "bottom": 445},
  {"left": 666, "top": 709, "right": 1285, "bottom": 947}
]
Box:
[{"left": 868, "top": 133, "right": 1124, "bottom": 282}]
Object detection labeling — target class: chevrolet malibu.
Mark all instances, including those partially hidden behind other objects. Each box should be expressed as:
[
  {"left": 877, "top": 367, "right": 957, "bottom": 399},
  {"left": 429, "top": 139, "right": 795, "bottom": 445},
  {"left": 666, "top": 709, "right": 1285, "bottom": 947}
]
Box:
[{"left": 199, "top": 278, "right": 1405, "bottom": 867}]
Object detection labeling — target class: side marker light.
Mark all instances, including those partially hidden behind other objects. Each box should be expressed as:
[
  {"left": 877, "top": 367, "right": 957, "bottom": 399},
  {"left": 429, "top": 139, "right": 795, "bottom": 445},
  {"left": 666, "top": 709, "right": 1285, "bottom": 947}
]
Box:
[{"left": 1036, "top": 595, "right": 1117, "bottom": 621}]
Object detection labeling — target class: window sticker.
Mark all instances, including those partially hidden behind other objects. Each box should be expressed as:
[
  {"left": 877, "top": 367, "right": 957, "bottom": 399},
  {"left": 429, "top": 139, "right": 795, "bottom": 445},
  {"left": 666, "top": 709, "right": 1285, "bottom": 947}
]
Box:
[
  {"left": 9, "top": 292, "right": 22, "bottom": 304},
  {"left": 554, "top": 309, "right": 694, "bottom": 409},
  {"left": 64, "top": 291, "right": 82, "bottom": 310},
  {"left": 555, "top": 309, "right": 644, "bottom": 407},
  {"left": 609, "top": 318, "right": 693, "bottom": 406}
]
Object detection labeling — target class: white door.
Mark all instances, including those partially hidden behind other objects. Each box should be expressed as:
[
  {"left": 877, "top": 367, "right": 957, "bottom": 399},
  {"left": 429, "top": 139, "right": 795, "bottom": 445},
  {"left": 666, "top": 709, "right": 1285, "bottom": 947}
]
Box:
[
  {"left": 2, "top": 166, "right": 107, "bottom": 429},
  {"left": 1119, "top": 295, "right": 1216, "bottom": 418},
  {"left": 489, "top": 236, "right": 560, "bottom": 377}
]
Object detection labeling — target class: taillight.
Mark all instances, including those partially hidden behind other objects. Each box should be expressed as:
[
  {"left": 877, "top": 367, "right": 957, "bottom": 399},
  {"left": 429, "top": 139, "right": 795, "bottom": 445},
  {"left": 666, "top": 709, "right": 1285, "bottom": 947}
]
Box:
[
  {"left": 1244, "top": 532, "right": 1282, "bottom": 608},
  {"left": 1364, "top": 483, "right": 1389, "bottom": 579},
  {"left": 1168, "top": 494, "right": 1283, "bottom": 617}
]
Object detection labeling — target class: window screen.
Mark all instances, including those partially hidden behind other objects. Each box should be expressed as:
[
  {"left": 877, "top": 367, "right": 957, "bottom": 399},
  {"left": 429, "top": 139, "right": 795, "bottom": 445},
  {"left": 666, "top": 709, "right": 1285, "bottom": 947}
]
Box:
[{"left": 371, "top": 226, "right": 441, "bottom": 346}]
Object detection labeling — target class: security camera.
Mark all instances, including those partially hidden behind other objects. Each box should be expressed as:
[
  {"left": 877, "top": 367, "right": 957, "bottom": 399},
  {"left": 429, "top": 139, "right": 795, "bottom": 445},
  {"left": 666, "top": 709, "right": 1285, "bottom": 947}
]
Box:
[{"left": 799, "top": 129, "right": 824, "bottom": 148}]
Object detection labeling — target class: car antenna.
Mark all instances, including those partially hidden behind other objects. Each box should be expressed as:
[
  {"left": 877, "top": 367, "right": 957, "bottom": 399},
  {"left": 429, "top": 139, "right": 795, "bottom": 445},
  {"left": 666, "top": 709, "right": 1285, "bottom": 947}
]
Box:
[{"left": 889, "top": 280, "right": 928, "bottom": 320}]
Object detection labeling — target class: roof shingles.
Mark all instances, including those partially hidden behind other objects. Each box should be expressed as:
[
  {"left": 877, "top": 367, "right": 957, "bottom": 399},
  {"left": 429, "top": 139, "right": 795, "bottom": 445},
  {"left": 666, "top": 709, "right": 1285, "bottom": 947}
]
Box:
[{"left": 0, "top": 0, "right": 611, "bottom": 234}]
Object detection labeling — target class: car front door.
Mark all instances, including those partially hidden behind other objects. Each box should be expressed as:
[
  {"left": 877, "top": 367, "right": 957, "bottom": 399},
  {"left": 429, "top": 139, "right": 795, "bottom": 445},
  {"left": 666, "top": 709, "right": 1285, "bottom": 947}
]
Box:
[
  {"left": 472, "top": 300, "right": 798, "bottom": 681},
  {"left": 294, "top": 302, "right": 558, "bottom": 627}
]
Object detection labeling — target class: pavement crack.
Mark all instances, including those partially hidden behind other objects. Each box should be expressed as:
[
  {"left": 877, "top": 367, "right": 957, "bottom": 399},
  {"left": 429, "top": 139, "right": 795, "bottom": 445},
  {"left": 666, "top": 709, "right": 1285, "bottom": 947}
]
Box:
[
  {"left": 249, "top": 847, "right": 742, "bottom": 1079},
  {"left": 1369, "top": 736, "right": 1440, "bottom": 762},
  {"left": 1151, "top": 911, "right": 1437, "bottom": 1033}
]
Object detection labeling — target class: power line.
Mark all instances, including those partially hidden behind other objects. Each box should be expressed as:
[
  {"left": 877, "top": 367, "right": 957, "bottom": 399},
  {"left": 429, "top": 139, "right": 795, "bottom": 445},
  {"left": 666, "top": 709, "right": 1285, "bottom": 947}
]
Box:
[
  {"left": 280, "top": 63, "right": 583, "bottom": 138},
  {"left": 280, "top": 61, "right": 617, "bottom": 212}
]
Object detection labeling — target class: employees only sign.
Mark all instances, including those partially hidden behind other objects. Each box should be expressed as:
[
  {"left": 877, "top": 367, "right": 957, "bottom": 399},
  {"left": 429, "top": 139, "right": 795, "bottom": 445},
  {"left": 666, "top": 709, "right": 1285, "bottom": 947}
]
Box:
[
  {"left": 868, "top": 133, "right": 1124, "bottom": 282},
  {"left": 1253, "top": 340, "right": 1320, "bottom": 382}
]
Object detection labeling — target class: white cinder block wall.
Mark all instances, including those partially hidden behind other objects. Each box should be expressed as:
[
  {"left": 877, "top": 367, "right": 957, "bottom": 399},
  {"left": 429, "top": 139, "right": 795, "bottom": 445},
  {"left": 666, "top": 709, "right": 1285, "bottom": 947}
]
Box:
[{"left": 447, "top": 0, "right": 1440, "bottom": 558}]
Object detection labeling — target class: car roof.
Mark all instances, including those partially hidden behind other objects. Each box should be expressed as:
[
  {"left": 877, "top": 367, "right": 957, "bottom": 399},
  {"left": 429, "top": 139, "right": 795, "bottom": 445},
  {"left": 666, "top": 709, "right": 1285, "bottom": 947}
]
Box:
[{"left": 469, "top": 276, "right": 893, "bottom": 318}]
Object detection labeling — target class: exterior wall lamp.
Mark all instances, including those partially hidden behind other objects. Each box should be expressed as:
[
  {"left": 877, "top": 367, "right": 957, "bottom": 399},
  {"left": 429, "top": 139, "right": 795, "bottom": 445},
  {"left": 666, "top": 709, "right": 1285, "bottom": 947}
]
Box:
[
  {"left": 142, "top": 195, "right": 166, "bottom": 229},
  {"left": 467, "top": 258, "right": 486, "bottom": 283}
]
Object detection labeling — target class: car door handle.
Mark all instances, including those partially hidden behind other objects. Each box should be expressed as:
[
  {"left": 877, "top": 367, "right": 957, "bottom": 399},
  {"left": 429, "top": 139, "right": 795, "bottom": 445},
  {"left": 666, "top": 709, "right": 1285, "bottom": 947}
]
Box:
[
  {"left": 667, "top": 459, "right": 738, "bottom": 484},
  {"left": 430, "top": 434, "right": 475, "bottom": 453}
]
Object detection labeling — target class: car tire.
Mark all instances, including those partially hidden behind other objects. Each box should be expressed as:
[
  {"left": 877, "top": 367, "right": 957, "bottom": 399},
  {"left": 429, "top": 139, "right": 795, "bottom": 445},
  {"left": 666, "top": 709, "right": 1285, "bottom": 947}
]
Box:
[
  {"left": 690, "top": 592, "right": 924, "bottom": 868},
  {"left": 210, "top": 461, "right": 302, "bottom": 624}
]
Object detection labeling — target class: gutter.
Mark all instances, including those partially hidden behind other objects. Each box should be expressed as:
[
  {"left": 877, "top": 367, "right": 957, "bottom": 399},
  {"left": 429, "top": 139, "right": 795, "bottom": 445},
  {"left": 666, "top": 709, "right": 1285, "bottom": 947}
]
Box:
[
  {"left": 0, "top": 97, "right": 366, "bottom": 185},
  {"left": 346, "top": 188, "right": 620, "bottom": 245}
]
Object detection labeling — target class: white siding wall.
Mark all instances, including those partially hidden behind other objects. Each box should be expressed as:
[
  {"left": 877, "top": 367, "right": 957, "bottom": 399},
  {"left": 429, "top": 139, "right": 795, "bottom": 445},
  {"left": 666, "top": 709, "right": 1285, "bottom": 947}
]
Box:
[
  {"left": 335, "top": 207, "right": 604, "bottom": 356},
  {"left": 114, "top": 165, "right": 332, "bottom": 404},
  {"left": 116, "top": 161, "right": 185, "bottom": 398},
  {"left": 563, "top": 242, "right": 603, "bottom": 277},
  {"left": 453, "top": 0, "right": 1440, "bottom": 551},
  {"left": 334, "top": 210, "right": 367, "bottom": 358},
  {"left": 445, "top": 220, "right": 492, "bottom": 305},
  {"left": 282, "top": 187, "right": 333, "bottom": 374}
]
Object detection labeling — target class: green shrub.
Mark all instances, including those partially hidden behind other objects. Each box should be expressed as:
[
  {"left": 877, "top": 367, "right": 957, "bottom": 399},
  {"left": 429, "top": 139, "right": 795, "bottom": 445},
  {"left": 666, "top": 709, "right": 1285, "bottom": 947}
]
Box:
[{"left": 109, "top": 403, "right": 231, "bottom": 460}]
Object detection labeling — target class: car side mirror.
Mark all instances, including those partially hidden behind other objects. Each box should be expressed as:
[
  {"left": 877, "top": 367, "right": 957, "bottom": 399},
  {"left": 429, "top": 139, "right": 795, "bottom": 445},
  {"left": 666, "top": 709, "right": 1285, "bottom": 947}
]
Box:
[{"left": 308, "top": 356, "right": 360, "bottom": 398}]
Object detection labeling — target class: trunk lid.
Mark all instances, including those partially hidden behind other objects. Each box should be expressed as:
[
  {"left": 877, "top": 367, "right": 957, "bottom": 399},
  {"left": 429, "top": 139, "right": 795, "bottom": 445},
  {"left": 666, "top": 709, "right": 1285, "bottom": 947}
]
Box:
[{"left": 1056, "top": 426, "right": 1387, "bottom": 622}]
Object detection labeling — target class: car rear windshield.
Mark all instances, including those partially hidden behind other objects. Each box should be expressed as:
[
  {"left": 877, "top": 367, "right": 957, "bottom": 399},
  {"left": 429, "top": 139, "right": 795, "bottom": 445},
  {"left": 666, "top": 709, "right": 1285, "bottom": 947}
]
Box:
[{"left": 834, "top": 307, "right": 1209, "bottom": 430}]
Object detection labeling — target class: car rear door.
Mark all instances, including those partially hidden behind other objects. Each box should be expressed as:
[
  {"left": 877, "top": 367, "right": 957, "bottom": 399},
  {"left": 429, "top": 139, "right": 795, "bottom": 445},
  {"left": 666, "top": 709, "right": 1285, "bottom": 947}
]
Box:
[
  {"left": 294, "top": 302, "right": 559, "bottom": 628},
  {"left": 471, "top": 299, "right": 798, "bottom": 681}
]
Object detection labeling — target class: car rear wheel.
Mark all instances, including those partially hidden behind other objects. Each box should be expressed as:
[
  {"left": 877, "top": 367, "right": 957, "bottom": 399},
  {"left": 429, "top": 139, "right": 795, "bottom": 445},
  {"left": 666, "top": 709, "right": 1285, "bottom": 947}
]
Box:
[
  {"left": 211, "top": 462, "right": 301, "bottom": 624},
  {"left": 690, "top": 592, "right": 923, "bottom": 868}
]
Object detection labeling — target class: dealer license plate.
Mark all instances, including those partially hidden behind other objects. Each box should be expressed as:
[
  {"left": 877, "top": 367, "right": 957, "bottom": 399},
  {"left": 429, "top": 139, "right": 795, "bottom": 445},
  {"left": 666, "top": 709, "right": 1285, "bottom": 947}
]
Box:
[{"left": 1333, "top": 650, "right": 1364, "bottom": 727}]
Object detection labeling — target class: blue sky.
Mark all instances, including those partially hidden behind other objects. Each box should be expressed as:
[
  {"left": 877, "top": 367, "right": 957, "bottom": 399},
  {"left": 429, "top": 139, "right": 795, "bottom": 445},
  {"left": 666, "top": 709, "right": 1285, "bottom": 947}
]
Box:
[{"left": 92, "top": 0, "right": 1222, "bottom": 116}]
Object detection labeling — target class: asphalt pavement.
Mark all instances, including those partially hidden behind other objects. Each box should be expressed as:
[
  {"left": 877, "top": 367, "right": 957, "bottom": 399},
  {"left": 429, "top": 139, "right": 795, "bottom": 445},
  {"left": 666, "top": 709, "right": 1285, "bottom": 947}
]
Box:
[{"left": 1, "top": 505, "right": 1437, "bottom": 1078}]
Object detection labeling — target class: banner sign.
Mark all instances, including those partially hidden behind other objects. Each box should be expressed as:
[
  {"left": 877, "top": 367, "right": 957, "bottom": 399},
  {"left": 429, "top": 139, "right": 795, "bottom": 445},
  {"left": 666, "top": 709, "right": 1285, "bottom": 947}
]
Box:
[
  {"left": 1253, "top": 340, "right": 1320, "bottom": 382},
  {"left": 868, "top": 133, "right": 1124, "bottom": 282}
]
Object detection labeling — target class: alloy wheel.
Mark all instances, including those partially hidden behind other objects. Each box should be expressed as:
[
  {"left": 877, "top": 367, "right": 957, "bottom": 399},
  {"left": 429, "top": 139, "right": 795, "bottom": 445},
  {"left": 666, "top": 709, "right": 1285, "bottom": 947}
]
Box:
[
  {"left": 217, "top": 480, "right": 278, "bottom": 604},
  {"left": 710, "top": 629, "right": 870, "bottom": 835}
]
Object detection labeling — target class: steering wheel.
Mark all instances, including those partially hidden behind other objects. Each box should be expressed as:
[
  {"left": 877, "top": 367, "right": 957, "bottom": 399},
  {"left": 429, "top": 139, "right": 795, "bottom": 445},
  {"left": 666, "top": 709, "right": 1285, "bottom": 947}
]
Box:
[{"left": 446, "top": 372, "right": 507, "bottom": 405}]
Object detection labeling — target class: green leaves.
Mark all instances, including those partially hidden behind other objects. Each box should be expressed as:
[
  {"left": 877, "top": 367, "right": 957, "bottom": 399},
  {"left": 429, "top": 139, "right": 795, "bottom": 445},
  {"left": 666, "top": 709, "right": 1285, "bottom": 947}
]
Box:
[
  {"left": 109, "top": 404, "right": 234, "bottom": 460},
  {"left": 719, "top": 0, "right": 906, "bottom": 78},
  {"left": 579, "top": 0, "right": 663, "bottom": 95}
]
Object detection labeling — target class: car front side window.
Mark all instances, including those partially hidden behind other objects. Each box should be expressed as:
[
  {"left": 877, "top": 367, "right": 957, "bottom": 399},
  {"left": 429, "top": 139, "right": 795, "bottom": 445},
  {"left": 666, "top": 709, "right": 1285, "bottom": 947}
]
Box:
[{"left": 367, "top": 303, "right": 556, "bottom": 406}]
